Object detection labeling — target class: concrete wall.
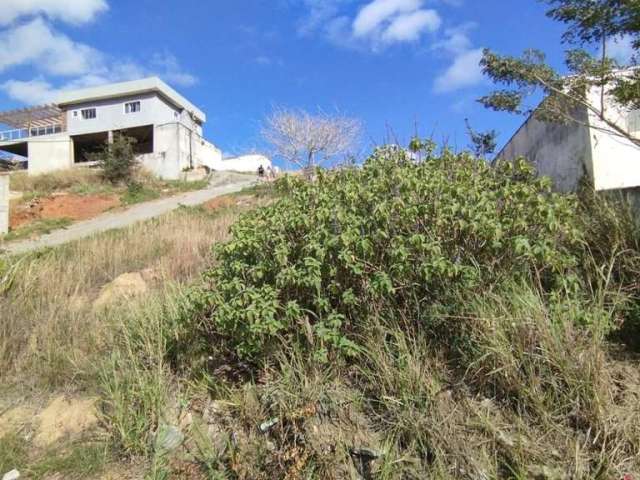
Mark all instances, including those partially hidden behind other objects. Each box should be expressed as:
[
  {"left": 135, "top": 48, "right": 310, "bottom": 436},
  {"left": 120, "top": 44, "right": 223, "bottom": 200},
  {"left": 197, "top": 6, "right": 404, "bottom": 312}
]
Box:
[
  {"left": 177, "top": 107, "right": 203, "bottom": 137},
  {"left": 216, "top": 155, "right": 272, "bottom": 173},
  {"left": 498, "top": 108, "right": 593, "bottom": 192},
  {"left": 586, "top": 86, "right": 640, "bottom": 191},
  {"left": 0, "top": 173, "right": 8, "bottom": 235},
  {"left": 143, "top": 123, "right": 182, "bottom": 179},
  {"left": 193, "top": 137, "right": 223, "bottom": 170},
  {"left": 27, "top": 134, "right": 74, "bottom": 175},
  {"left": 65, "top": 93, "right": 179, "bottom": 136}
]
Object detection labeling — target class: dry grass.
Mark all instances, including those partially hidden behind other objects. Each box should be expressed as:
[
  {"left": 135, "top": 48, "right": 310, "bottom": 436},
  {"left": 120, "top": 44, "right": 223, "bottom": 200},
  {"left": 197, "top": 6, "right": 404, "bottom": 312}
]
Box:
[
  {"left": 0, "top": 195, "right": 266, "bottom": 388},
  {"left": 182, "top": 285, "right": 639, "bottom": 479},
  {"left": 10, "top": 168, "right": 104, "bottom": 197}
]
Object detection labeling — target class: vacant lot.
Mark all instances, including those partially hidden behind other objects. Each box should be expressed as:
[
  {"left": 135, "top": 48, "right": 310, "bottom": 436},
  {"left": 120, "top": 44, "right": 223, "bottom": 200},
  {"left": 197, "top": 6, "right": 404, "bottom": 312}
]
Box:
[
  {"left": 4, "top": 168, "right": 252, "bottom": 242},
  {"left": 0, "top": 185, "right": 274, "bottom": 479},
  {"left": 2, "top": 153, "right": 640, "bottom": 479}
]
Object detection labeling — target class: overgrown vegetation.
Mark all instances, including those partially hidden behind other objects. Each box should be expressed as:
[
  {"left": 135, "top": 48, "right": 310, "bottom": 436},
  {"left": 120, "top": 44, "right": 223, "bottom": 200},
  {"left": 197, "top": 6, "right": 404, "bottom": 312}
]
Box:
[
  {"left": 2, "top": 218, "right": 72, "bottom": 242},
  {"left": 9, "top": 168, "right": 108, "bottom": 199},
  {"left": 159, "top": 145, "right": 640, "bottom": 478},
  {"left": 3, "top": 145, "right": 640, "bottom": 478},
  {"left": 0, "top": 195, "right": 264, "bottom": 386},
  {"left": 178, "top": 147, "right": 586, "bottom": 363},
  {"left": 0, "top": 433, "right": 110, "bottom": 480}
]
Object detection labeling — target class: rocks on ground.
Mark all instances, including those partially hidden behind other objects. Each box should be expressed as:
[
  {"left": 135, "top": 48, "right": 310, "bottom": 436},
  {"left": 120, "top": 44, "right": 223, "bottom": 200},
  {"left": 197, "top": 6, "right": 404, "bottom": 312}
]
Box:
[
  {"left": 93, "top": 271, "right": 149, "bottom": 309},
  {"left": 2, "top": 469, "right": 20, "bottom": 480},
  {"left": 33, "top": 395, "right": 99, "bottom": 448}
]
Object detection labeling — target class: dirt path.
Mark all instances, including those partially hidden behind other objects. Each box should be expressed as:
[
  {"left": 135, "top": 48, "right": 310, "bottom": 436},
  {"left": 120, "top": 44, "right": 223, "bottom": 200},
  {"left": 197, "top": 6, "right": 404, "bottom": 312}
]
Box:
[{"left": 1, "top": 177, "right": 255, "bottom": 256}]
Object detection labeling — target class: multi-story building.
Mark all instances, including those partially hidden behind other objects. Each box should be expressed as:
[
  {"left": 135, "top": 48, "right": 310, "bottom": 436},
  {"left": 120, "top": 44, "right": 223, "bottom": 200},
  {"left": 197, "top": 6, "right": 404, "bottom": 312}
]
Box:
[{"left": 0, "top": 77, "right": 223, "bottom": 179}]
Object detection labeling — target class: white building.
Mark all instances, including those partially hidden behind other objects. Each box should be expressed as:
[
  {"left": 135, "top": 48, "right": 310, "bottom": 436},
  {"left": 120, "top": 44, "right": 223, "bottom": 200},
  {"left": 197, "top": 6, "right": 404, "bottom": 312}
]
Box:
[
  {"left": 0, "top": 77, "right": 226, "bottom": 179},
  {"left": 498, "top": 83, "right": 640, "bottom": 193}
]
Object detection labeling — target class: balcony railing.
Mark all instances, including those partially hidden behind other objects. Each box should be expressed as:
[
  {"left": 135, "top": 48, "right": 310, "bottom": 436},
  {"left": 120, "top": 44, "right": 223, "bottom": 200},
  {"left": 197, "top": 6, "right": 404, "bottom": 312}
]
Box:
[{"left": 0, "top": 124, "right": 63, "bottom": 142}]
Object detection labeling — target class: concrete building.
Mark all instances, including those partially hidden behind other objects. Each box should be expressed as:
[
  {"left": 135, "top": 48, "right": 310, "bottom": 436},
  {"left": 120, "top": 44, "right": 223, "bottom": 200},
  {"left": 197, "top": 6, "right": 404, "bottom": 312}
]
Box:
[
  {"left": 0, "top": 77, "right": 227, "bottom": 179},
  {"left": 498, "top": 83, "right": 640, "bottom": 193}
]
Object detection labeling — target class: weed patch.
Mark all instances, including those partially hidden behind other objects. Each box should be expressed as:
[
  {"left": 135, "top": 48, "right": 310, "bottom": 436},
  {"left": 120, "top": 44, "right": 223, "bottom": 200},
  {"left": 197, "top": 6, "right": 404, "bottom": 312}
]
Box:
[
  {"left": 120, "top": 182, "right": 161, "bottom": 205},
  {"left": 2, "top": 217, "right": 72, "bottom": 242}
]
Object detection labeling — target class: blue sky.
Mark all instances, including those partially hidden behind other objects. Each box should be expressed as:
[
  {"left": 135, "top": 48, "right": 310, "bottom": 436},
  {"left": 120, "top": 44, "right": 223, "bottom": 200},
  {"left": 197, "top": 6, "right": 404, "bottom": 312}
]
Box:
[{"left": 0, "top": 0, "right": 624, "bottom": 164}]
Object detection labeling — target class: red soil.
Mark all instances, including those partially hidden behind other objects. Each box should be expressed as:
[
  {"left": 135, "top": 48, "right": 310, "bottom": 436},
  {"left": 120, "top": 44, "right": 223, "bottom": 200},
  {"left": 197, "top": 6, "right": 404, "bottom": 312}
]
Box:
[
  {"left": 203, "top": 195, "right": 237, "bottom": 211},
  {"left": 10, "top": 194, "right": 121, "bottom": 229}
]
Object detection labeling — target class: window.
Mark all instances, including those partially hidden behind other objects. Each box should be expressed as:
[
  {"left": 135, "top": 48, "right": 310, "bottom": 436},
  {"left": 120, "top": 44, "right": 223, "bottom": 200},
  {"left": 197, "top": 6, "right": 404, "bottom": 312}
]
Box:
[
  {"left": 81, "top": 108, "right": 96, "bottom": 119},
  {"left": 125, "top": 101, "right": 141, "bottom": 114}
]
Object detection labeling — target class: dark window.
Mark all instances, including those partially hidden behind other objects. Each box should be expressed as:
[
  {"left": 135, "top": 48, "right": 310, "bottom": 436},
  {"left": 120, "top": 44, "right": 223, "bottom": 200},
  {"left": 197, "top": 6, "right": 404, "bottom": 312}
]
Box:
[
  {"left": 81, "top": 108, "right": 96, "bottom": 119},
  {"left": 125, "top": 101, "right": 141, "bottom": 114}
]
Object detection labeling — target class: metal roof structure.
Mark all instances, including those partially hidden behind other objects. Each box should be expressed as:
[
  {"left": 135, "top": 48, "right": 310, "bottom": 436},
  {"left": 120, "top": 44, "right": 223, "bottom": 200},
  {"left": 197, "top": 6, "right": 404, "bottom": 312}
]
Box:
[{"left": 0, "top": 104, "right": 64, "bottom": 129}]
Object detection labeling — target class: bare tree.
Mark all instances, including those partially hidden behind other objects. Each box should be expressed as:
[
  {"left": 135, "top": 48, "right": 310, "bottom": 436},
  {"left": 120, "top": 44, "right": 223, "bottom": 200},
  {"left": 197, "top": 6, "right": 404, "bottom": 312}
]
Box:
[{"left": 262, "top": 108, "right": 362, "bottom": 174}]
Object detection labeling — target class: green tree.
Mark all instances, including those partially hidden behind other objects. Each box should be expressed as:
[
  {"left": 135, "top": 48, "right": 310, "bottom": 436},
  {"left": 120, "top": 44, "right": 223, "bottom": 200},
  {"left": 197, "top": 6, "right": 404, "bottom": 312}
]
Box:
[
  {"left": 465, "top": 119, "right": 498, "bottom": 159},
  {"left": 90, "top": 134, "right": 138, "bottom": 184},
  {"left": 479, "top": 0, "right": 640, "bottom": 147}
]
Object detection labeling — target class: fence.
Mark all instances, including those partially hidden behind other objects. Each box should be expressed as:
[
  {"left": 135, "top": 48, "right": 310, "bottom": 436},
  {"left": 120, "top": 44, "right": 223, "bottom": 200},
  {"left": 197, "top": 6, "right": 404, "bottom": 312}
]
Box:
[{"left": 0, "top": 124, "right": 63, "bottom": 142}]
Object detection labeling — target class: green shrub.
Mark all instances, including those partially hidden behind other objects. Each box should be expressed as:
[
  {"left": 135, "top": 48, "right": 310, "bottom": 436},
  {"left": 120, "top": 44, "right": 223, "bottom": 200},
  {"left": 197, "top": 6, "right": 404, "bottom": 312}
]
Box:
[
  {"left": 90, "top": 134, "right": 138, "bottom": 184},
  {"left": 179, "top": 146, "right": 584, "bottom": 363},
  {"left": 121, "top": 181, "right": 160, "bottom": 205}
]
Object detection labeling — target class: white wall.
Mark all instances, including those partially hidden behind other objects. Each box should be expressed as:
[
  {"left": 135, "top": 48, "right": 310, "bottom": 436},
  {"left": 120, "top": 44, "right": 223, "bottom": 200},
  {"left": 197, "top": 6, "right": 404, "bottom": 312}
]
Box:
[
  {"left": 194, "top": 138, "right": 223, "bottom": 170},
  {"left": 143, "top": 123, "right": 182, "bottom": 179},
  {"left": 215, "top": 155, "right": 272, "bottom": 173},
  {"left": 135, "top": 122, "right": 223, "bottom": 180},
  {"left": 28, "top": 134, "right": 74, "bottom": 175},
  {"left": 65, "top": 93, "right": 179, "bottom": 136},
  {"left": 498, "top": 108, "right": 593, "bottom": 192},
  {"left": 586, "top": 86, "right": 640, "bottom": 191}
]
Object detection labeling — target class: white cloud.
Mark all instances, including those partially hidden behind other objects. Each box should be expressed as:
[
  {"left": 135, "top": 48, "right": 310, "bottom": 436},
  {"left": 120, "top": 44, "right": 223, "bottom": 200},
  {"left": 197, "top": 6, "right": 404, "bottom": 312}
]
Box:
[
  {"left": 0, "top": 8, "right": 197, "bottom": 105},
  {"left": 150, "top": 53, "right": 198, "bottom": 87},
  {"left": 297, "top": 0, "right": 350, "bottom": 36},
  {"left": 353, "top": 0, "right": 423, "bottom": 37},
  {"left": 381, "top": 9, "right": 441, "bottom": 44},
  {"left": 1, "top": 78, "right": 57, "bottom": 104},
  {"left": 434, "top": 47, "right": 483, "bottom": 93},
  {"left": 0, "top": 0, "right": 108, "bottom": 26},
  {"left": 0, "top": 17, "right": 102, "bottom": 75},
  {"left": 430, "top": 21, "right": 485, "bottom": 94},
  {"left": 296, "top": 0, "right": 442, "bottom": 50},
  {"left": 1, "top": 52, "right": 199, "bottom": 104},
  {"left": 431, "top": 22, "right": 475, "bottom": 55}
]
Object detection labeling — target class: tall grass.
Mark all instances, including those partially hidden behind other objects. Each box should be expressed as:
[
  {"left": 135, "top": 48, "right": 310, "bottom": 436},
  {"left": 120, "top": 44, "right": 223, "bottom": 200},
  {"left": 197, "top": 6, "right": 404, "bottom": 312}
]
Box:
[
  {"left": 183, "top": 283, "right": 639, "bottom": 478},
  {"left": 98, "top": 291, "right": 178, "bottom": 457},
  {"left": 10, "top": 168, "right": 105, "bottom": 197},
  {"left": 0, "top": 202, "right": 257, "bottom": 387}
]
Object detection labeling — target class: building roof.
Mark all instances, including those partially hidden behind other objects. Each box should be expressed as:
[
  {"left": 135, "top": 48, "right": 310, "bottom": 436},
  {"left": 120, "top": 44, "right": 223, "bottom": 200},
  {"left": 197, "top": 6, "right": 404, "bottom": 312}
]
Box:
[
  {"left": 0, "top": 104, "right": 63, "bottom": 129},
  {"left": 55, "top": 77, "right": 206, "bottom": 123}
]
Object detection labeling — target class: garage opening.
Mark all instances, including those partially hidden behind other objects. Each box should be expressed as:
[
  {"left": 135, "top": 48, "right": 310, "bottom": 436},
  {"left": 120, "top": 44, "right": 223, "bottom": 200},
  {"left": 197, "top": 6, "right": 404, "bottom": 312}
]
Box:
[
  {"left": 119, "top": 125, "right": 154, "bottom": 155},
  {"left": 72, "top": 132, "right": 108, "bottom": 164},
  {"left": 72, "top": 125, "right": 154, "bottom": 164},
  {"left": 0, "top": 141, "right": 28, "bottom": 171}
]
